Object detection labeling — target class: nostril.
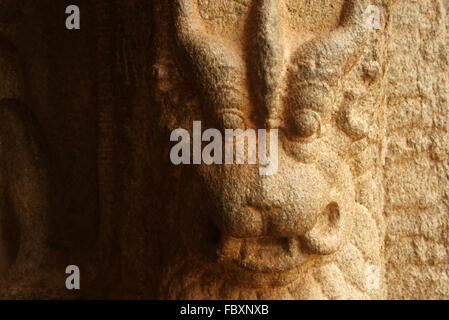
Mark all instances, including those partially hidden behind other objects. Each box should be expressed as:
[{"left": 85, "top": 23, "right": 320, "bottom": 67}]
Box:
[
  {"left": 327, "top": 202, "right": 340, "bottom": 225},
  {"left": 309, "top": 202, "right": 341, "bottom": 236},
  {"left": 302, "top": 201, "right": 344, "bottom": 255}
]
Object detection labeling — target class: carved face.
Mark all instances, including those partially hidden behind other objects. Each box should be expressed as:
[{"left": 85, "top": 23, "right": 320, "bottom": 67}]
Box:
[{"left": 160, "top": 0, "right": 375, "bottom": 281}]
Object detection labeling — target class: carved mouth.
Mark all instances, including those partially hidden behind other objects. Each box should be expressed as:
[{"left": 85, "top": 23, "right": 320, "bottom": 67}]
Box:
[{"left": 218, "top": 236, "right": 308, "bottom": 274}]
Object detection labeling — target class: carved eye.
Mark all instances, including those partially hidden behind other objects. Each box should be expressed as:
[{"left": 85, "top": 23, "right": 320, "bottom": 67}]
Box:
[{"left": 290, "top": 109, "right": 321, "bottom": 140}]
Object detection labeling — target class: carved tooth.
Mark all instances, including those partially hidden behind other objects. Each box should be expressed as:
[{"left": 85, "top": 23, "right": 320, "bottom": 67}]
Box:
[{"left": 287, "top": 238, "right": 300, "bottom": 258}]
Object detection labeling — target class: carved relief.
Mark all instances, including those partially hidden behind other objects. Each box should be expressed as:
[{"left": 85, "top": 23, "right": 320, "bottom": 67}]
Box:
[
  {"left": 0, "top": 8, "right": 49, "bottom": 292},
  {"left": 154, "top": 0, "right": 388, "bottom": 299}
]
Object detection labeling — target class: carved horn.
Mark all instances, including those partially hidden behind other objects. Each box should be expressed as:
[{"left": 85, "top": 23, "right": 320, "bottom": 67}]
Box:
[
  {"left": 173, "top": 0, "right": 248, "bottom": 123},
  {"left": 293, "top": 0, "right": 370, "bottom": 83}
]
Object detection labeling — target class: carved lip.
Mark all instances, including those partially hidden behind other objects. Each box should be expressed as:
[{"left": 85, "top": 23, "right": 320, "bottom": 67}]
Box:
[{"left": 218, "top": 236, "right": 308, "bottom": 274}]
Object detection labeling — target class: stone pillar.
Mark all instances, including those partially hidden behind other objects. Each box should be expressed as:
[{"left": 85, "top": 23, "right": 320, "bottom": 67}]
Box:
[{"left": 152, "top": 0, "right": 389, "bottom": 299}]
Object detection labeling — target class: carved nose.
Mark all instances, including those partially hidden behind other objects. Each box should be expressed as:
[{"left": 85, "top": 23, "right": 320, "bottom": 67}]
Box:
[
  {"left": 255, "top": 0, "right": 286, "bottom": 129},
  {"left": 245, "top": 158, "right": 332, "bottom": 238}
]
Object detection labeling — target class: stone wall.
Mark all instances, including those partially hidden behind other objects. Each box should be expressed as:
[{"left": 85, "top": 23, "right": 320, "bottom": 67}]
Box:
[{"left": 384, "top": 0, "right": 449, "bottom": 299}]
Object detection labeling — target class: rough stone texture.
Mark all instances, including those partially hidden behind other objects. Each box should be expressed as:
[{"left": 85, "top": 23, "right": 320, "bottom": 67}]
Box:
[
  {"left": 0, "top": 0, "right": 448, "bottom": 300},
  {"left": 384, "top": 0, "right": 449, "bottom": 299}
]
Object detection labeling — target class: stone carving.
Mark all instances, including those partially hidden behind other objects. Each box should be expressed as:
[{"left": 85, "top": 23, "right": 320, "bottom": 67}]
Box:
[
  {"left": 154, "top": 0, "right": 388, "bottom": 299},
  {"left": 0, "top": 37, "right": 49, "bottom": 290}
]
